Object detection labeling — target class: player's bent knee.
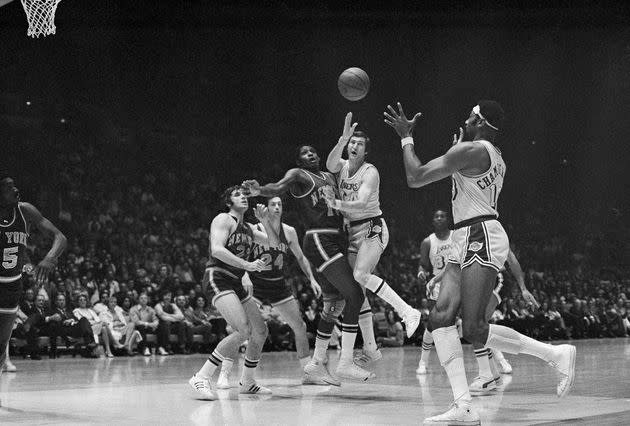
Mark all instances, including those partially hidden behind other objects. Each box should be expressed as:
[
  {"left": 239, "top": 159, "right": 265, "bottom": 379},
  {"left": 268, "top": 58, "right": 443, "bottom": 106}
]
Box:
[
  {"left": 321, "top": 297, "right": 345, "bottom": 323},
  {"left": 352, "top": 269, "right": 370, "bottom": 286}
]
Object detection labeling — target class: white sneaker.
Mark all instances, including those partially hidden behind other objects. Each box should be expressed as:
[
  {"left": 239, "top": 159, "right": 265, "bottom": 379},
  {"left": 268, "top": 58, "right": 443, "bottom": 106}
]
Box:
[
  {"left": 336, "top": 360, "right": 376, "bottom": 381},
  {"left": 499, "top": 358, "right": 513, "bottom": 374},
  {"left": 423, "top": 402, "right": 480, "bottom": 425},
  {"left": 353, "top": 348, "right": 383, "bottom": 368},
  {"left": 548, "top": 344, "right": 576, "bottom": 398},
  {"left": 239, "top": 380, "right": 272, "bottom": 395},
  {"left": 217, "top": 362, "right": 233, "bottom": 389},
  {"left": 143, "top": 347, "right": 151, "bottom": 357},
  {"left": 188, "top": 374, "right": 216, "bottom": 400},
  {"left": 4, "top": 361, "right": 16, "bottom": 372},
  {"left": 416, "top": 361, "right": 427, "bottom": 375},
  {"left": 158, "top": 346, "right": 169, "bottom": 356},
  {"left": 402, "top": 309, "right": 422, "bottom": 338},
  {"left": 303, "top": 360, "right": 341, "bottom": 386},
  {"left": 469, "top": 375, "right": 497, "bottom": 395}
]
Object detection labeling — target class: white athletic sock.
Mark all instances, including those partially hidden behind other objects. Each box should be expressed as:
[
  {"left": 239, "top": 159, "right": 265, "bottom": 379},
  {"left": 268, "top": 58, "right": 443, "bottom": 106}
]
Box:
[
  {"left": 359, "top": 308, "right": 378, "bottom": 352},
  {"left": 197, "top": 350, "right": 224, "bottom": 379},
  {"left": 313, "top": 330, "right": 331, "bottom": 362},
  {"left": 420, "top": 329, "right": 433, "bottom": 364},
  {"left": 299, "top": 356, "right": 311, "bottom": 368},
  {"left": 241, "top": 358, "right": 259, "bottom": 383},
  {"left": 487, "top": 349, "right": 500, "bottom": 378},
  {"left": 221, "top": 358, "right": 234, "bottom": 373},
  {"left": 432, "top": 325, "right": 471, "bottom": 404},
  {"left": 340, "top": 323, "right": 359, "bottom": 363},
  {"left": 487, "top": 324, "right": 555, "bottom": 362},
  {"left": 365, "top": 276, "right": 410, "bottom": 315},
  {"left": 474, "top": 347, "right": 493, "bottom": 378}
]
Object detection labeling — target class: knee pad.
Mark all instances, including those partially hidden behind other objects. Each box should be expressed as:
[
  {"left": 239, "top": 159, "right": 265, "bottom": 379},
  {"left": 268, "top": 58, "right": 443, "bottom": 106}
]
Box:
[{"left": 321, "top": 296, "right": 346, "bottom": 323}]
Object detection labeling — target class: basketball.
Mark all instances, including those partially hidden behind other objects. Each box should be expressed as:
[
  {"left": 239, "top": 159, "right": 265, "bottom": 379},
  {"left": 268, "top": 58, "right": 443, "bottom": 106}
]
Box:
[{"left": 338, "top": 67, "right": 370, "bottom": 101}]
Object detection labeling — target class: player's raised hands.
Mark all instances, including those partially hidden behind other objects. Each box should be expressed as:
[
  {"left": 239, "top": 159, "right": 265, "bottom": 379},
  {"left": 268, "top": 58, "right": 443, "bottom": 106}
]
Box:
[
  {"left": 341, "top": 112, "right": 358, "bottom": 142},
  {"left": 452, "top": 127, "right": 464, "bottom": 146},
  {"left": 241, "top": 180, "right": 261, "bottom": 197},
  {"left": 254, "top": 203, "right": 270, "bottom": 222},
  {"left": 383, "top": 102, "right": 422, "bottom": 139}
]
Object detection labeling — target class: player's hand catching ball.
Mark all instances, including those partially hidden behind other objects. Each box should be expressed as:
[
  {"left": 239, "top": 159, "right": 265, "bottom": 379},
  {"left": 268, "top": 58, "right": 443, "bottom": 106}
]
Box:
[
  {"left": 383, "top": 102, "right": 422, "bottom": 139},
  {"left": 241, "top": 180, "right": 261, "bottom": 197},
  {"left": 340, "top": 112, "right": 358, "bottom": 143}
]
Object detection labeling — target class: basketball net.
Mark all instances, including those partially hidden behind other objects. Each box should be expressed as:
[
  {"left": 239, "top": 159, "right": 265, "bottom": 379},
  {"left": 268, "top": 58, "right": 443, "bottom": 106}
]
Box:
[{"left": 20, "top": 0, "right": 61, "bottom": 38}]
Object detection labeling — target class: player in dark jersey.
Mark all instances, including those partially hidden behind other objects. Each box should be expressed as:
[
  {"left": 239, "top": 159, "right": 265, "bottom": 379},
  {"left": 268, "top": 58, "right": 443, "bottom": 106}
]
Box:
[
  {"left": 216, "top": 196, "right": 326, "bottom": 388},
  {"left": 189, "top": 185, "right": 281, "bottom": 400},
  {"left": 242, "top": 145, "right": 375, "bottom": 383},
  {"left": 0, "top": 171, "right": 67, "bottom": 401}
]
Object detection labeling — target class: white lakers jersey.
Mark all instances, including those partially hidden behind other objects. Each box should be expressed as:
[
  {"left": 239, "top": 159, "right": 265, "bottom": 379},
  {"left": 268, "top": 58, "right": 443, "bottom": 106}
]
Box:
[
  {"left": 451, "top": 140, "right": 506, "bottom": 224},
  {"left": 338, "top": 161, "right": 382, "bottom": 222},
  {"left": 429, "top": 231, "right": 453, "bottom": 276}
]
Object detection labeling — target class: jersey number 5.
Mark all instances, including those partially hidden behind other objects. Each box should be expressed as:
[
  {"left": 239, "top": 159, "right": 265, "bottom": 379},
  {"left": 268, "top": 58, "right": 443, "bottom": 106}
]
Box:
[{"left": 2, "top": 247, "right": 18, "bottom": 269}]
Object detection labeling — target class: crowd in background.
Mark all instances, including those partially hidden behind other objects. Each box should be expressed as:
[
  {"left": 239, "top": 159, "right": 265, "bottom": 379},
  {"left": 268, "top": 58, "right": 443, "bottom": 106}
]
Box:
[{"left": 8, "top": 138, "right": 630, "bottom": 360}]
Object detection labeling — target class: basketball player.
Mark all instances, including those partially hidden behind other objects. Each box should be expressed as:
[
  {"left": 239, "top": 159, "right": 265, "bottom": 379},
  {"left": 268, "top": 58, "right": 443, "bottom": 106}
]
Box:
[
  {"left": 188, "top": 186, "right": 281, "bottom": 400},
  {"left": 0, "top": 171, "right": 67, "bottom": 399},
  {"left": 215, "top": 196, "right": 326, "bottom": 387},
  {"left": 242, "top": 145, "right": 375, "bottom": 382},
  {"left": 384, "top": 101, "right": 576, "bottom": 425},
  {"left": 415, "top": 209, "right": 452, "bottom": 375},
  {"left": 324, "top": 112, "right": 422, "bottom": 367}
]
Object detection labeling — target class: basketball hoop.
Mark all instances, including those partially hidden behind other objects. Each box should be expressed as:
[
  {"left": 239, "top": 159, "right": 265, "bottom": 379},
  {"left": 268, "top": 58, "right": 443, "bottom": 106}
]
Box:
[{"left": 20, "top": 0, "right": 61, "bottom": 38}]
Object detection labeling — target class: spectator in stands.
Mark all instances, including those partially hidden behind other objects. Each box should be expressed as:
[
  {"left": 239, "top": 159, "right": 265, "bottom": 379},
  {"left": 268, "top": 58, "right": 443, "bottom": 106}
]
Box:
[
  {"left": 154, "top": 290, "right": 186, "bottom": 355},
  {"left": 130, "top": 293, "right": 159, "bottom": 356},
  {"left": 303, "top": 299, "right": 320, "bottom": 345},
  {"left": 100, "top": 296, "right": 140, "bottom": 356},
  {"left": 183, "top": 295, "right": 215, "bottom": 353},
  {"left": 15, "top": 288, "right": 42, "bottom": 360},
  {"left": 73, "top": 294, "right": 113, "bottom": 357},
  {"left": 376, "top": 310, "right": 404, "bottom": 347},
  {"left": 45, "top": 294, "right": 98, "bottom": 358}
]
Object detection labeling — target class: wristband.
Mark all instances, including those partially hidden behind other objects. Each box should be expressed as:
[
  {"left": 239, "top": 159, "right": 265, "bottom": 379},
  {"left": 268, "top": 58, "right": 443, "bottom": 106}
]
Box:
[{"left": 401, "top": 137, "right": 414, "bottom": 148}]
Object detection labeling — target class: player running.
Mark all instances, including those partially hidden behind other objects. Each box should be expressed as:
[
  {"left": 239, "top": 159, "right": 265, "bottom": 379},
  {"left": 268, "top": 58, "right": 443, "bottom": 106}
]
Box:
[
  {"left": 384, "top": 100, "right": 576, "bottom": 425},
  {"left": 325, "top": 112, "right": 422, "bottom": 367}
]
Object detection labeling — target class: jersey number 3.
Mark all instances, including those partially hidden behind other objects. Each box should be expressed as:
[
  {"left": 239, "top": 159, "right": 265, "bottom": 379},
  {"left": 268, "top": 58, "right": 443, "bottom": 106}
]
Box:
[{"left": 2, "top": 247, "right": 18, "bottom": 269}]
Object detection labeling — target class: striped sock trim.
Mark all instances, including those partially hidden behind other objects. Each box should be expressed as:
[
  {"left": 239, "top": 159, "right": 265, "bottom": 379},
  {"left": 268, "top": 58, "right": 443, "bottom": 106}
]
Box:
[
  {"left": 209, "top": 350, "right": 225, "bottom": 366},
  {"left": 340, "top": 323, "right": 359, "bottom": 333},
  {"left": 474, "top": 348, "right": 489, "bottom": 358},
  {"left": 244, "top": 358, "right": 259, "bottom": 369},
  {"left": 359, "top": 309, "right": 372, "bottom": 317},
  {"left": 373, "top": 279, "right": 385, "bottom": 295},
  {"left": 487, "top": 349, "right": 494, "bottom": 359},
  {"left": 422, "top": 342, "right": 434, "bottom": 351},
  {"left": 316, "top": 330, "right": 332, "bottom": 340}
]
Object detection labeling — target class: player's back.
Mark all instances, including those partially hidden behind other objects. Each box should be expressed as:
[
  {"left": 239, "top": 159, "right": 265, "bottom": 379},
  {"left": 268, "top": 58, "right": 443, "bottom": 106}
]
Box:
[
  {"left": 290, "top": 169, "right": 342, "bottom": 230},
  {"left": 338, "top": 161, "right": 382, "bottom": 222},
  {"left": 451, "top": 140, "right": 506, "bottom": 225},
  {"left": 206, "top": 215, "right": 253, "bottom": 279},
  {"left": 0, "top": 203, "right": 29, "bottom": 283}
]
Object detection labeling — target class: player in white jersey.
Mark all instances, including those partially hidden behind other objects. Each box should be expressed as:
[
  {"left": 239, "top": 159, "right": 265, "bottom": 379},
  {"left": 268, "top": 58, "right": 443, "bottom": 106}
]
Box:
[
  {"left": 325, "top": 113, "right": 422, "bottom": 367},
  {"left": 415, "top": 209, "right": 452, "bottom": 374},
  {"left": 384, "top": 100, "right": 576, "bottom": 425}
]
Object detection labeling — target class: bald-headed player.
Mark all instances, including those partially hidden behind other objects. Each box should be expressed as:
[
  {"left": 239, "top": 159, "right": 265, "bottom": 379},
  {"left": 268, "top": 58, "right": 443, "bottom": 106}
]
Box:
[
  {"left": 384, "top": 100, "right": 575, "bottom": 425},
  {"left": 325, "top": 112, "right": 422, "bottom": 367}
]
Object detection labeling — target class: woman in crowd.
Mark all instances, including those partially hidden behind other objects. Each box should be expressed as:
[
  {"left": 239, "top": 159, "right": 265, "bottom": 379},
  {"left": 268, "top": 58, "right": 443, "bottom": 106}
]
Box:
[{"left": 376, "top": 310, "right": 404, "bottom": 347}]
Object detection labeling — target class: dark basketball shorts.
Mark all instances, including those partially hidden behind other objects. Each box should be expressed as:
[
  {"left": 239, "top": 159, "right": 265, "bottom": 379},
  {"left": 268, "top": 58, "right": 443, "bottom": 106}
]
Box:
[
  {"left": 202, "top": 267, "right": 251, "bottom": 306},
  {"left": 302, "top": 228, "right": 346, "bottom": 273},
  {"left": 0, "top": 277, "right": 22, "bottom": 314},
  {"left": 251, "top": 277, "right": 294, "bottom": 307}
]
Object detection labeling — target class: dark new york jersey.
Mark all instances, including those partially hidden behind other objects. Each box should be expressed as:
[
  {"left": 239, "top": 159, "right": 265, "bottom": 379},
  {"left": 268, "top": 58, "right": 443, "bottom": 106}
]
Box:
[
  {"left": 206, "top": 215, "right": 253, "bottom": 279},
  {"left": 0, "top": 204, "right": 29, "bottom": 283},
  {"left": 249, "top": 223, "right": 289, "bottom": 282},
  {"left": 290, "top": 170, "right": 342, "bottom": 230}
]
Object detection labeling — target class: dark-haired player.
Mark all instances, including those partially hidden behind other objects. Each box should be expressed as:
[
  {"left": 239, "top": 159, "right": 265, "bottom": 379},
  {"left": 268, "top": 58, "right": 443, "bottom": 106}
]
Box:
[
  {"left": 384, "top": 101, "right": 575, "bottom": 425},
  {"left": 325, "top": 113, "right": 421, "bottom": 368},
  {"left": 189, "top": 185, "right": 281, "bottom": 400},
  {"left": 0, "top": 171, "right": 67, "bottom": 404},
  {"left": 215, "top": 196, "right": 326, "bottom": 387},
  {"left": 243, "top": 144, "right": 375, "bottom": 382}
]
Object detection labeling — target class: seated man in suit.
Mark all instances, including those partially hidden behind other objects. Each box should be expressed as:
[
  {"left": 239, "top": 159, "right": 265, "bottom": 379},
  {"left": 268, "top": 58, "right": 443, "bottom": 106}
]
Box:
[{"left": 45, "top": 294, "right": 97, "bottom": 358}]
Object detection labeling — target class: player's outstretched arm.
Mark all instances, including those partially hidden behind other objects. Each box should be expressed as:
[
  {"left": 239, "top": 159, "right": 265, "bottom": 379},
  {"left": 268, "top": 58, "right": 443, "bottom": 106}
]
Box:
[
  {"left": 242, "top": 169, "right": 301, "bottom": 198},
  {"left": 505, "top": 249, "right": 540, "bottom": 309},
  {"left": 250, "top": 204, "right": 280, "bottom": 248},
  {"left": 324, "top": 167, "right": 378, "bottom": 213},
  {"left": 285, "top": 225, "right": 321, "bottom": 298},
  {"left": 326, "top": 112, "right": 357, "bottom": 173},
  {"left": 210, "top": 214, "right": 265, "bottom": 272},
  {"left": 20, "top": 202, "right": 67, "bottom": 284}
]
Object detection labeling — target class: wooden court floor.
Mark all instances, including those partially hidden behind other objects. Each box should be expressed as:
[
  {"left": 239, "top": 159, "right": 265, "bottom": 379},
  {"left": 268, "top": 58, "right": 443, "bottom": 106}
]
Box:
[{"left": 1, "top": 338, "right": 629, "bottom": 425}]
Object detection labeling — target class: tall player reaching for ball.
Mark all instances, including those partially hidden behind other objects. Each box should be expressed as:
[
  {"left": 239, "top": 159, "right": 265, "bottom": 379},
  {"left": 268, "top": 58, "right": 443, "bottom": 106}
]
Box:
[
  {"left": 189, "top": 186, "right": 281, "bottom": 400},
  {"left": 384, "top": 101, "right": 576, "bottom": 425},
  {"left": 215, "top": 196, "right": 327, "bottom": 388},
  {"left": 324, "top": 112, "right": 422, "bottom": 367},
  {"left": 0, "top": 171, "right": 67, "bottom": 401},
  {"left": 243, "top": 146, "right": 376, "bottom": 382}
]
